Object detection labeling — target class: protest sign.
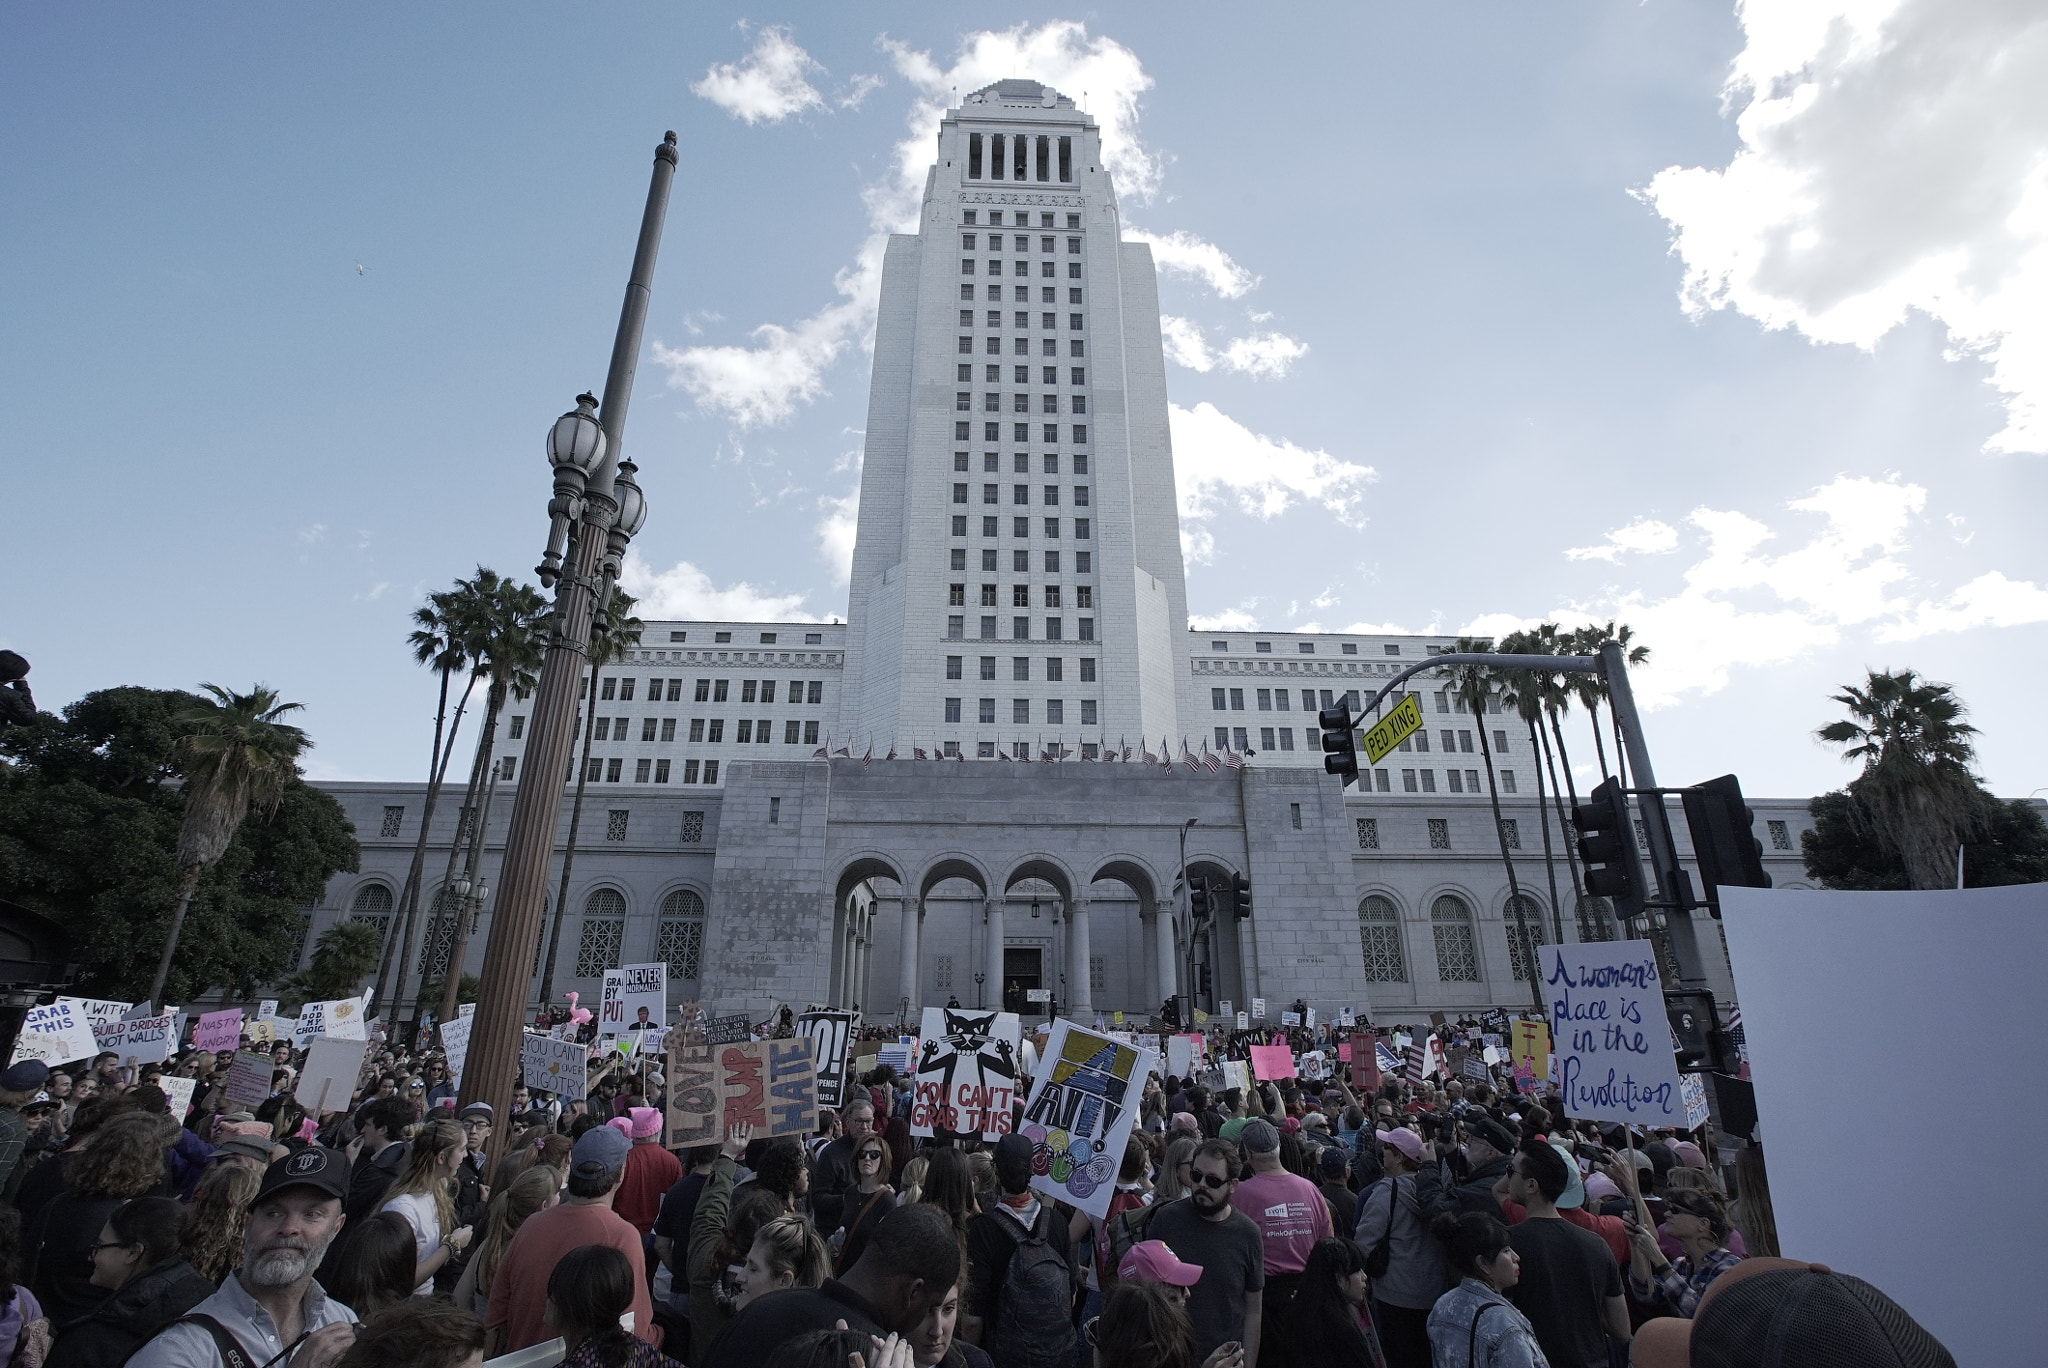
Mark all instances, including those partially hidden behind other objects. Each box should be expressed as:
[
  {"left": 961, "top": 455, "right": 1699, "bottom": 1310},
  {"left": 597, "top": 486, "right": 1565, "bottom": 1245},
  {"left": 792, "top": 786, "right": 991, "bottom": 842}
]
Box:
[
  {"left": 257, "top": 1000, "right": 278, "bottom": 1021},
  {"left": 296, "top": 1037, "right": 369, "bottom": 1114},
  {"left": 295, "top": 996, "right": 366, "bottom": 1048},
  {"left": 1542, "top": 940, "right": 1685, "bottom": 1126},
  {"left": 225, "top": 1052, "right": 274, "bottom": 1108},
  {"left": 703, "top": 1014, "right": 753, "bottom": 1045},
  {"left": 160, "top": 1075, "right": 197, "bottom": 1120},
  {"left": 522, "top": 1033, "right": 589, "bottom": 1100},
  {"left": 1218, "top": 1000, "right": 1234, "bottom": 1020},
  {"left": 1510, "top": 1019, "right": 1549, "bottom": 1087},
  {"left": 876, "top": 1042, "right": 911, "bottom": 1074},
  {"left": 1300, "top": 1050, "right": 1330, "bottom": 1081},
  {"left": 1280, "top": 1012, "right": 1301, "bottom": 1027},
  {"left": 10, "top": 1001, "right": 97, "bottom": 1066},
  {"left": 636, "top": 1026, "right": 669, "bottom": 1057},
  {"left": 1463, "top": 1053, "right": 1490, "bottom": 1083},
  {"left": 1235, "top": 1012, "right": 1249, "bottom": 1029},
  {"left": 1375, "top": 1041, "right": 1401, "bottom": 1076},
  {"left": 1481, "top": 1008, "right": 1511, "bottom": 1035},
  {"left": 246, "top": 1019, "right": 278, "bottom": 1046},
  {"left": 1019, "top": 1021, "right": 1155, "bottom": 1219},
  {"left": 1166, "top": 1036, "right": 1193, "bottom": 1077},
  {"left": 1222, "top": 1059, "right": 1248, "bottom": 1093},
  {"left": 1423, "top": 1033, "right": 1448, "bottom": 1081},
  {"left": 1249, "top": 1044, "right": 1296, "bottom": 1080},
  {"left": 1306, "top": 1008, "right": 1317, "bottom": 1028},
  {"left": 439, "top": 1012, "right": 473, "bottom": 1089},
  {"left": 664, "top": 1037, "right": 817, "bottom": 1142},
  {"left": 600, "top": 962, "right": 666, "bottom": 1037},
  {"left": 912, "top": 1007, "right": 1021, "bottom": 1139},
  {"left": 59, "top": 996, "right": 133, "bottom": 1029},
  {"left": 1679, "top": 1073, "right": 1710, "bottom": 1130},
  {"left": 797, "top": 1011, "right": 858, "bottom": 1109},
  {"left": 1251, "top": 998, "right": 1267, "bottom": 1021},
  {"left": 1134, "top": 1033, "right": 1161, "bottom": 1055},
  {"left": 194, "top": 1008, "right": 243, "bottom": 1054},
  {"left": 1336, "top": 1042, "right": 1352, "bottom": 1062},
  {"left": 92, "top": 1013, "right": 178, "bottom": 1063}
]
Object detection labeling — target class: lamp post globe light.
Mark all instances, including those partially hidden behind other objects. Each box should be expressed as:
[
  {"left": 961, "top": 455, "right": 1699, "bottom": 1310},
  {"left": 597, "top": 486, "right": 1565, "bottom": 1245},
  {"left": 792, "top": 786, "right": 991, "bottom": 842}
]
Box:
[{"left": 455, "top": 132, "right": 678, "bottom": 1163}]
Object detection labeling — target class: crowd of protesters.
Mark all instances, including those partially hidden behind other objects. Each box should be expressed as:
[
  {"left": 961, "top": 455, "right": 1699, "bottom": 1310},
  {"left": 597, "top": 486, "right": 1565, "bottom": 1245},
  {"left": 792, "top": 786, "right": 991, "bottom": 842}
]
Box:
[{"left": 0, "top": 996, "right": 1957, "bottom": 1368}]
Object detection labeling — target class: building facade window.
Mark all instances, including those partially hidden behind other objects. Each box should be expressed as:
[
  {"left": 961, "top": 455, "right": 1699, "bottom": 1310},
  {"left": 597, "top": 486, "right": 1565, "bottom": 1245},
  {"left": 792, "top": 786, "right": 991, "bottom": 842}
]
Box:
[
  {"left": 1499, "top": 818, "right": 1520, "bottom": 849},
  {"left": 606, "top": 809, "right": 629, "bottom": 841},
  {"left": 379, "top": 806, "right": 404, "bottom": 838},
  {"left": 658, "top": 889, "right": 706, "bottom": 982},
  {"left": 575, "top": 889, "right": 627, "bottom": 978},
  {"left": 1575, "top": 895, "right": 1616, "bottom": 943},
  {"left": 1505, "top": 895, "right": 1548, "bottom": 980},
  {"left": 1356, "top": 817, "right": 1379, "bottom": 849},
  {"left": 1768, "top": 819, "right": 1792, "bottom": 850},
  {"left": 1432, "top": 895, "right": 1480, "bottom": 982},
  {"left": 1428, "top": 818, "right": 1451, "bottom": 849},
  {"left": 680, "top": 811, "right": 704, "bottom": 843},
  {"left": 349, "top": 883, "right": 394, "bottom": 941},
  {"left": 1358, "top": 895, "right": 1407, "bottom": 983}
]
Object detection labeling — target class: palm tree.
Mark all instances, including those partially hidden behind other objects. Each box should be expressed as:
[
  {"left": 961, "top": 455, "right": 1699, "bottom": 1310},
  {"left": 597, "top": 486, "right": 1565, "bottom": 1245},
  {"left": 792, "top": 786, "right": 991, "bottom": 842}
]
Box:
[
  {"left": 1817, "top": 669, "right": 1982, "bottom": 889},
  {"left": 539, "top": 587, "right": 643, "bottom": 1007},
  {"left": 1563, "top": 622, "right": 1650, "bottom": 785},
  {"left": 1442, "top": 638, "right": 1543, "bottom": 1012},
  {"left": 145, "top": 685, "right": 311, "bottom": 1009},
  {"left": 372, "top": 589, "right": 479, "bottom": 1014},
  {"left": 428, "top": 572, "right": 547, "bottom": 1028},
  {"left": 1495, "top": 628, "right": 1569, "bottom": 943}
]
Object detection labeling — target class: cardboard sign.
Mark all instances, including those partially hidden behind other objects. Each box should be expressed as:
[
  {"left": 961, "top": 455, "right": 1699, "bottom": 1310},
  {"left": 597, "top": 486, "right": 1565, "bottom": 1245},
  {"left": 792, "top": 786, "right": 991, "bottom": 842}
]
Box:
[
  {"left": 439, "top": 1012, "right": 473, "bottom": 1089},
  {"left": 225, "top": 1052, "right": 275, "bottom": 1108},
  {"left": 636, "top": 1026, "right": 669, "bottom": 1057},
  {"left": 58, "top": 996, "right": 133, "bottom": 1028},
  {"left": 1218, "top": 1001, "right": 1233, "bottom": 1020},
  {"left": 257, "top": 1000, "right": 278, "bottom": 1021},
  {"left": 600, "top": 962, "right": 666, "bottom": 1037},
  {"left": 1481, "top": 1008, "right": 1512, "bottom": 1034},
  {"left": 797, "top": 1011, "right": 858, "bottom": 1109},
  {"left": 1249, "top": 1044, "right": 1296, "bottom": 1080},
  {"left": 665, "top": 1037, "right": 817, "bottom": 1143},
  {"left": 93, "top": 1013, "right": 178, "bottom": 1063},
  {"left": 295, "top": 1036, "right": 369, "bottom": 1114},
  {"left": 11, "top": 1001, "right": 98, "bottom": 1065},
  {"left": 1300, "top": 1050, "right": 1331, "bottom": 1081},
  {"left": 194, "top": 1008, "right": 244, "bottom": 1054},
  {"left": 1166, "top": 1036, "right": 1193, "bottom": 1077},
  {"left": 522, "top": 1034, "right": 590, "bottom": 1100},
  {"left": 1679, "top": 1072, "right": 1711, "bottom": 1130},
  {"left": 1280, "top": 1012, "right": 1301, "bottom": 1027},
  {"left": 1463, "top": 1053, "right": 1490, "bottom": 1083},
  {"left": 246, "top": 1019, "right": 278, "bottom": 1046},
  {"left": 1543, "top": 940, "right": 1686, "bottom": 1126},
  {"left": 1018, "top": 1021, "right": 1155, "bottom": 1220},
  {"left": 1251, "top": 998, "right": 1268, "bottom": 1021},
  {"left": 913, "top": 1007, "right": 1021, "bottom": 1139},
  {"left": 159, "top": 1074, "right": 197, "bottom": 1119},
  {"left": 295, "top": 996, "right": 366, "bottom": 1048},
  {"left": 1510, "top": 1019, "right": 1550, "bottom": 1087},
  {"left": 1336, "top": 1042, "right": 1353, "bottom": 1062},
  {"left": 1222, "top": 1059, "right": 1249, "bottom": 1093},
  {"left": 703, "top": 1014, "right": 753, "bottom": 1045},
  {"left": 876, "top": 1042, "right": 912, "bottom": 1074}
]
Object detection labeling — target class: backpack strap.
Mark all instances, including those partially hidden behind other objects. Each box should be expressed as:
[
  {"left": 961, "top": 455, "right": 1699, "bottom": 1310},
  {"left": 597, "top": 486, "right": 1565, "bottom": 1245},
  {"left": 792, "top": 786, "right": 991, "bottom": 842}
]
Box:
[
  {"left": 174, "top": 1314, "right": 257, "bottom": 1368},
  {"left": 1466, "top": 1301, "right": 1498, "bottom": 1368}
]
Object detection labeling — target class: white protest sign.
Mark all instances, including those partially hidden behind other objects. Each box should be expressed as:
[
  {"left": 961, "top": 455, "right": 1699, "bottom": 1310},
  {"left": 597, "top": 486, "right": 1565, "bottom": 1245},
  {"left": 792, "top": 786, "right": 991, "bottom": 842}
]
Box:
[
  {"left": 10, "top": 1001, "right": 98, "bottom": 1065},
  {"left": 522, "top": 1033, "right": 589, "bottom": 1100},
  {"left": 1280, "top": 1012, "right": 1301, "bottom": 1026},
  {"left": 1543, "top": 939, "right": 1686, "bottom": 1127},
  {"left": 295, "top": 996, "right": 366, "bottom": 1048},
  {"left": 1306, "top": 1007, "right": 1317, "bottom": 1029},
  {"left": 94, "top": 1013, "right": 178, "bottom": 1063},
  {"left": 295, "top": 1036, "right": 370, "bottom": 1115},
  {"left": 1679, "top": 1073, "right": 1710, "bottom": 1130},
  {"left": 257, "top": 1000, "right": 278, "bottom": 1022},
  {"left": 1218, "top": 1000, "right": 1234, "bottom": 1020},
  {"left": 439, "top": 1013, "right": 473, "bottom": 1089},
  {"left": 1236, "top": 1012, "right": 1249, "bottom": 1030},
  {"left": 1222, "top": 1059, "right": 1248, "bottom": 1093},
  {"left": 636, "top": 1026, "right": 669, "bottom": 1057},
  {"left": 59, "top": 996, "right": 133, "bottom": 1028},
  {"left": 1251, "top": 998, "right": 1268, "bottom": 1020},
  {"left": 1166, "top": 1036, "right": 1193, "bottom": 1077},
  {"left": 225, "top": 1052, "right": 274, "bottom": 1108},
  {"left": 160, "top": 1074, "right": 198, "bottom": 1120},
  {"left": 599, "top": 963, "right": 666, "bottom": 1037},
  {"left": 911, "top": 1007, "right": 1022, "bottom": 1139}
]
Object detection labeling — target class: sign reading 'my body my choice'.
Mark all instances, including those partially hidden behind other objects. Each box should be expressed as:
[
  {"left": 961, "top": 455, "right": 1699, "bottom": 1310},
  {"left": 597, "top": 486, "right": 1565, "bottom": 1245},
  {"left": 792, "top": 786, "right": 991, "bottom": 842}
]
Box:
[{"left": 1545, "top": 940, "right": 1685, "bottom": 1127}]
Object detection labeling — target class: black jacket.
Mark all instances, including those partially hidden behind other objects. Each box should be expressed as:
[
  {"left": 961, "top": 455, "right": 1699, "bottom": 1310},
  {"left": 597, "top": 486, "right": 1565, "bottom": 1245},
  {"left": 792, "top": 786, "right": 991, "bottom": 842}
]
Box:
[
  {"left": 46, "top": 1257, "right": 217, "bottom": 1368},
  {"left": 1424, "top": 1153, "right": 1511, "bottom": 1220}
]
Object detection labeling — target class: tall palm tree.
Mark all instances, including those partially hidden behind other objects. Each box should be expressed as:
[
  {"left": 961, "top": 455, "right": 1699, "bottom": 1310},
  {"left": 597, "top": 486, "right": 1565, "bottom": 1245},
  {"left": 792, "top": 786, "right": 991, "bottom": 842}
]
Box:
[
  {"left": 429, "top": 572, "right": 548, "bottom": 1028},
  {"left": 372, "top": 589, "right": 478, "bottom": 1013},
  {"left": 539, "top": 587, "right": 643, "bottom": 1007},
  {"left": 1817, "top": 669, "right": 1982, "bottom": 889},
  {"left": 1495, "top": 628, "right": 1569, "bottom": 943},
  {"left": 146, "top": 685, "right": 311, "bottom": 1009},
  {"left": 1442, "top": 638, "right": 1543, "bottom": 1012},
  {"left": 1563, "top": 621, "right": 1650, "bottom": 785}
]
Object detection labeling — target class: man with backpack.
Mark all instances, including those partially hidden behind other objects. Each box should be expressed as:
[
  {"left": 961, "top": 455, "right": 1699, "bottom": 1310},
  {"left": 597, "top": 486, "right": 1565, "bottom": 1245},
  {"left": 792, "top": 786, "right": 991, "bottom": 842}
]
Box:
[
  {"left": 1354, "top": 1126, "right": 1449, "bottom": 1368},
  {"left": 963, "top": 1133, "right": 1076, "bottom": 1368}
]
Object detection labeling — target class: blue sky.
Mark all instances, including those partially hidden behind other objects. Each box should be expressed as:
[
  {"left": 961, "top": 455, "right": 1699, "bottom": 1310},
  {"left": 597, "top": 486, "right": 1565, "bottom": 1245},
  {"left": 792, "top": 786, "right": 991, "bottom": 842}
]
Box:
[{"left": 5, "top": 2, "right": 2044, "bottom": 801}]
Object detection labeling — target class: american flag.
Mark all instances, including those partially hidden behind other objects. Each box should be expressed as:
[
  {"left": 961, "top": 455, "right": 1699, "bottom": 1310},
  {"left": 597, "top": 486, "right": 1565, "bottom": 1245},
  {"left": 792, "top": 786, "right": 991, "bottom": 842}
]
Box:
[{"left": 1726, "top": 1005, "right": 1749, "bottom": 1079}]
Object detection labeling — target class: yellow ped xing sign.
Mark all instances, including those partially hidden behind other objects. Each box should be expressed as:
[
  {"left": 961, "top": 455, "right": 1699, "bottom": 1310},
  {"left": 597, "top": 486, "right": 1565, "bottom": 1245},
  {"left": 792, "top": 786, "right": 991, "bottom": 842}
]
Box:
[{"left": 1362, "top": 693, "right": 1425, "bottom": 765}]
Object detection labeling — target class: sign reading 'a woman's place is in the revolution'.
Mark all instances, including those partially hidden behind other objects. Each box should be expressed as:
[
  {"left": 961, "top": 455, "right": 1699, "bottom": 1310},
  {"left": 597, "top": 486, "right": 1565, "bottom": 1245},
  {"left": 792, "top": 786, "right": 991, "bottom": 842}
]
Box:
[{"left": 1545, "top": 940, "right": 1686, "bottom": 1126}]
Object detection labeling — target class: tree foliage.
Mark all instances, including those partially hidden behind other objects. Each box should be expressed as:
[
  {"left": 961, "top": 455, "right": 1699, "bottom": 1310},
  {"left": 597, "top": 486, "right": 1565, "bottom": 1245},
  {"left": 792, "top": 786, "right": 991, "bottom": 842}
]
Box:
[
  {"left": 1804, "top": 786, "right": 2048, "bottom": 890},
  {"left": 0, "top": 687, "right": 359, "bottom": 1002},
  {"left": 1814, "top": 669, "right": 1987, "bottom": 890},
  {"left": 289, "top": 919, "right": 383, "bottom": 1005}
]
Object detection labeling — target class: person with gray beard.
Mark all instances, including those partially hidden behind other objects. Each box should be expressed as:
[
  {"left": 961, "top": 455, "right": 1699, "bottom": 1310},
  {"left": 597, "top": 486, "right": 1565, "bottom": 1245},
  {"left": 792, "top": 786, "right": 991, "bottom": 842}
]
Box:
[{"left": 129, "top": 1147, "right": 361, "bottom": 1368}]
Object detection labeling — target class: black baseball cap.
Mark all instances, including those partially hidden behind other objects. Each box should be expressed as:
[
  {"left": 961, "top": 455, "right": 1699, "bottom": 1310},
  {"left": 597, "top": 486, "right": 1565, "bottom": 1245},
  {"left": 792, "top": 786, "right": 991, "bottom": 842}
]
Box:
[
  {"left": 252, "top": 1145, "right": 349, "bottom": 1205},
  {"left": 1464, "top": 1114, "right": 1518, "bottom": 1155}
]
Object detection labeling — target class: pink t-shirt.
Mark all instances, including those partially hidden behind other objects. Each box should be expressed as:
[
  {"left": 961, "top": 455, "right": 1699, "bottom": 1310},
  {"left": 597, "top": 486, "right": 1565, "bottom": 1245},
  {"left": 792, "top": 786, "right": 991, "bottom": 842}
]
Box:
[{"left": 1229, "top": 1169, "right": 1332, "bottom": 1275}]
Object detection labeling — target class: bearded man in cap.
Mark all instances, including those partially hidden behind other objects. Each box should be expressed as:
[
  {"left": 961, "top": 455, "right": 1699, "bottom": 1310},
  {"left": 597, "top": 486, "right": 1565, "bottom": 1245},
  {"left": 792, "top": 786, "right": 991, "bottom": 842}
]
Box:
[{"left": 128, "top": 1146, "right": 359, "bottom": 1368}]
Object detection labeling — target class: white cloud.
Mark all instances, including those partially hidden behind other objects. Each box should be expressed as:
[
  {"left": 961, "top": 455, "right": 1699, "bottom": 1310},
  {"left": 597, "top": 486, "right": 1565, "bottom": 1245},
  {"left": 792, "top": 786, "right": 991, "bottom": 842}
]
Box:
[
  {"left": 1157, "top": 316, "right": 1307, "bottom": 378},
  {"left": 1126, "top": 228, "right": 1257, "bottom": 297},
  {"left": 296, "top": 523, "right": 326, "bottom": 545},
  {"left": 1638, "top": 0, "right": 2048, "bottom": 452},
  {"left": 1877, "top": 569, "right": 2048, "bottom": 640},
  {"left": 692, "top": 26, "right": 826, "bottom": 124},
  {"left": 1188, "top": 607, "right": 1262, "bottom": 631},
  {"left": 1170, "top": 401, "right": 1376, "bottom": 527},
  {"left": 619, "top": 551, "right": 821, "bottom": 622},
  {"left": 1565, "top": 518, "right": 1681, "bottom": 562},
  {"left": 817, "top": 486, "right": 860, "bottom": 587}
]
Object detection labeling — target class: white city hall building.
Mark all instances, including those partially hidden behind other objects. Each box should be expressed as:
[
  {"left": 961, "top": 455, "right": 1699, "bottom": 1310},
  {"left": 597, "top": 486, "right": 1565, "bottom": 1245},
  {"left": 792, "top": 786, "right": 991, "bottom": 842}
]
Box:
[{"left": 310, "top": 82, "right": 1813, "bottom": 1026}]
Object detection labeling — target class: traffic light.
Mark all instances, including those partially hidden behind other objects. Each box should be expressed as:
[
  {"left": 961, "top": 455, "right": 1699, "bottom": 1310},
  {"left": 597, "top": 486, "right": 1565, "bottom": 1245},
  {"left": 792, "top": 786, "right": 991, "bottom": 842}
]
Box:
[
  {"left": 1319, "top": 704, "right": 1359, "bottom": 786},
  {"left": 1665, "top": 988, "right": 1735, "bottom": 1074},
  {"left": 1681, "top": 774, "right": 1771, "bottom": 916},
  {"left": 1573, "top": 776, "right": 1646, "bottom": 924},
  {"left": 1232, "top": 873, "right": 1252, "bottom": 919},
  {"left": 1190, "top": 881, "right": 1210, "bottom": 921}
]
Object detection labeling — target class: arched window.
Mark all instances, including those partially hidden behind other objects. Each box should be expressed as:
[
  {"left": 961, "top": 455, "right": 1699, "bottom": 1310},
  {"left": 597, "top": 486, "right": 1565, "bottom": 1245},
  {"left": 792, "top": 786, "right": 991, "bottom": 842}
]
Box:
[
  {"left": 1431, "top": 894, "right": 1479, "bottom": 982},
  {"left": 1505, "top": 895, "right": 1548, "bottom": 981},
  {"left": 419, "top": 886, "right": 461, "bottom": 977},
  {"left": 576, "top": 888, "right": 627, "bottom": 978},
  {"left": 1575, "top": 895, "right": 1616, "bottom": 943},
  {"left": 659, "top": 889, "right": 707, "bottom": 983},
  {"left": 349, "top": 883, "right": 394, "bottom": 940},
  {"left": 1357, "top": 895, "right": 1407, "bottom": 983}
]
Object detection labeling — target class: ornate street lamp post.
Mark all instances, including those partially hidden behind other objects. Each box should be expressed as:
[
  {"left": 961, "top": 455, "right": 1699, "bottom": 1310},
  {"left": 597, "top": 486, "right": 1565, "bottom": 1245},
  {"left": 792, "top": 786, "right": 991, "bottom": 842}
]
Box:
[{"left": 457, "top": 132, "right": 677, "bottom": 1157}]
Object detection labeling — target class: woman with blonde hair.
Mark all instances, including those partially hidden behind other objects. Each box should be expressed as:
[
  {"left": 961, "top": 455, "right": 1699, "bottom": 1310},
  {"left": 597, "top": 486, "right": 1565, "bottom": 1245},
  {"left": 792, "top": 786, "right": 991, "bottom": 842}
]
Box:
[
  {"left": 180, "top": 1161, "right": 261, "bottom": 1284},
  {"left": 1156, "top": 1137, "right": 1197, "bottom": 1203},
  {"left": 736, "top": 1212, "right": 832, "bottom": 1310},
  {"left": 378, "top": 1116, "right": 473, "bottom": 1295},
  {"left": 454, "top": 1164, "right": 560, "bottom": 1316}
]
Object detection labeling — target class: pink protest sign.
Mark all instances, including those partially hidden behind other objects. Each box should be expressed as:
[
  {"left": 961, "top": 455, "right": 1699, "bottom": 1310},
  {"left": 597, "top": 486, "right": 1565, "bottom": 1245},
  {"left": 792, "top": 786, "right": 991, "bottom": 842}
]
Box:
[
  {"left": 1337, "top": 1042, "right": 1353, "bottom": 1062},
  {"left": 1248, "top": 1044, "right": 1296, "bottom": 1080},
  {"left": 194, "top": 1009, "right": 243, "bottom": 1054}
]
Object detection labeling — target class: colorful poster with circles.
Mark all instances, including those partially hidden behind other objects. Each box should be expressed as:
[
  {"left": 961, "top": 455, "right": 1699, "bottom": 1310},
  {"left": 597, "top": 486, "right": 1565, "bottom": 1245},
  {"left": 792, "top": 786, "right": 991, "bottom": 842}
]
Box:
[{"left": 1017, "top": 1020, "right": 1157, "bottom": 1221}]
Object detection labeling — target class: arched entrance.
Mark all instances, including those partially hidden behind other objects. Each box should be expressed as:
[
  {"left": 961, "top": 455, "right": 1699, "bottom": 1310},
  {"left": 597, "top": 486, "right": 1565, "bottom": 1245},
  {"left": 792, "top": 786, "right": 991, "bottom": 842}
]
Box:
[
  {"left": 999, "top": 857, "right": 1077, "bottom": 1021},
  {"left": 831, "top": 856, "right": 903, "bottom": 1015}
]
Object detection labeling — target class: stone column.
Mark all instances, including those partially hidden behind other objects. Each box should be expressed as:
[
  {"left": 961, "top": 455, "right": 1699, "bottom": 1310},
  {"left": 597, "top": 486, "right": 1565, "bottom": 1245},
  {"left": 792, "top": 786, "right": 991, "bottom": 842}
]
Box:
[
  {"left": 1154, "top": 899, "right": 1178, "bottom": 1007},
  {"left": 897, "top": 897, "right": 922, "bottom": 1019},
  {"left": 985, "top": 898, "right": 1006, "bottom": 1012},
  {"left": 1067, "top": 900, "right": 1092, "bottom": 1017}
]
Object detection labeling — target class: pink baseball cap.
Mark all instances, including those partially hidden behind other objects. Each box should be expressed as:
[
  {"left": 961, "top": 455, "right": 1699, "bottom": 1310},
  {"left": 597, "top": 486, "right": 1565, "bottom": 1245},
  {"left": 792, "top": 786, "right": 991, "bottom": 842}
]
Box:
[
  {"left": 1376, "top": 1128, "right": 1422, "bottom": 1163},
  {"left": 1118, "top": 1239, "right": 1203, "bottom": 1288}
]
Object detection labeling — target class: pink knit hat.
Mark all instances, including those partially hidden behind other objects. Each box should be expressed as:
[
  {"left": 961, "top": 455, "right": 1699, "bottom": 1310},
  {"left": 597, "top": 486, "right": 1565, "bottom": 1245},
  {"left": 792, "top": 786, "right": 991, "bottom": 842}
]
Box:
[{"left": 626, "top": 1106, "right": 662, "bottom": 1140}]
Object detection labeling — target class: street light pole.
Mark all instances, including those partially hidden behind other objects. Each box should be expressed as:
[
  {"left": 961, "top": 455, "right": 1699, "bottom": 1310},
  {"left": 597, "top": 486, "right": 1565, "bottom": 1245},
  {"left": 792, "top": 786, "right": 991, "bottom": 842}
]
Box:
[
  {"left": 1177, "top": 817, "right": 1196, "bottom": 1027},
  {"left": 456, "top": 133, "right": 677, "bottom": 1159}
]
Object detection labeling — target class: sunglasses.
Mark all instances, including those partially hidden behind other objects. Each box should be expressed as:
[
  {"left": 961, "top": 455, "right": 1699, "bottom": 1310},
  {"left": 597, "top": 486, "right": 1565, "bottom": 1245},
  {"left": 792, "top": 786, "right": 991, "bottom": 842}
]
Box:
[
  {"left": 858, "top": 1151, "right": 883, "bottom": 1162},
  {"left": 1191, "top": 1171, "right": 1232, "bottom": 1190}
]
